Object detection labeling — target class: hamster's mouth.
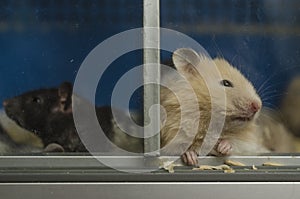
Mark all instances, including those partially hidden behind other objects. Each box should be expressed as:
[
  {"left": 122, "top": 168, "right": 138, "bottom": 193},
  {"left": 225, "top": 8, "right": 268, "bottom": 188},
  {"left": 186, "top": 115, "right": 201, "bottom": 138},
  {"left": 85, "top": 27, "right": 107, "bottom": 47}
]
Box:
[
  {"left": 231, "top": 115, "right": 254, "bottom": 122},
  {"left": 10, "top": 116, "right": 24, "bottom": 127},
  {"left": 14, "top": 119, "right": 22, "bottom": 126},
  {"left": 5, "top": 112, "right": 22, "bottom": 127}
]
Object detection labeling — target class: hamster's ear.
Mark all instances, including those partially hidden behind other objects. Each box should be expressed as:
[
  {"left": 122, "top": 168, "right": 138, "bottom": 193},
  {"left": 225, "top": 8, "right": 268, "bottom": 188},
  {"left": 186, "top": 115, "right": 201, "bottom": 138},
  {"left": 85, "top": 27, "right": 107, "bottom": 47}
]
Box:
[
  {"left": 172, "top": 48, "right": 202, "bottom": 76},
  {"left": 58, "top": 82, "right": 73, "bottom": 113}
]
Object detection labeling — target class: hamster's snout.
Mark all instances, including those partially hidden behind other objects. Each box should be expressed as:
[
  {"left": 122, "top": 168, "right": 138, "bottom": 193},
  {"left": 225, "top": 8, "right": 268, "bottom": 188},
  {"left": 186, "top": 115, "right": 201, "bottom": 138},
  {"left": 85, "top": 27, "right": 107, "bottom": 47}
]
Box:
[
  {"left": 3, "top": 99, "right": 9, "bottom": 107},
  {"left": 2, "top": 98, "right": 15, "bottom": 109},
  {"left": 250, "top": 101, "right": 261, "bottom": 113},
  {"left": 229, "top": 99, "right": 262, "bottom": 123}
]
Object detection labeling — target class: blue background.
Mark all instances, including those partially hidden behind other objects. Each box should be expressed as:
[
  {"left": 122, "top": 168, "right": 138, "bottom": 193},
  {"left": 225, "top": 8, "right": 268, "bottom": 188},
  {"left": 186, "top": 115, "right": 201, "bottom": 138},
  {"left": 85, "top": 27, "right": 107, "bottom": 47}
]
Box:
[{"left": 0, "top": 0, "right": 299, "bottom": 110}]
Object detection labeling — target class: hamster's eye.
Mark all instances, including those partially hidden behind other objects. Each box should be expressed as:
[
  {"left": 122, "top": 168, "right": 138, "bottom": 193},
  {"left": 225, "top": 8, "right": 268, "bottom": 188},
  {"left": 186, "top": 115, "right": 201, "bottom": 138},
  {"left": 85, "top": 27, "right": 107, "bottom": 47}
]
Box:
[
  {"left": 32, "top": 97, "right": 42, "bottom": 104},
  {"left": 220, "top": 80, "right": 233, "bottom": 87}
]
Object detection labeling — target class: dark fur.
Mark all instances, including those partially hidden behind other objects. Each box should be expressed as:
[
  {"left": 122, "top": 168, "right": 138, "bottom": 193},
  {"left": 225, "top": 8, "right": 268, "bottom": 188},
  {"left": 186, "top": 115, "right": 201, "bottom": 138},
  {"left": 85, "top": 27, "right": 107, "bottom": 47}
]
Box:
[
  {"left": 3, "top": 82, "right": 86, "bottom": 152},
  {"left": 3, "top": 82, "right": 144, "bottom": 153}
]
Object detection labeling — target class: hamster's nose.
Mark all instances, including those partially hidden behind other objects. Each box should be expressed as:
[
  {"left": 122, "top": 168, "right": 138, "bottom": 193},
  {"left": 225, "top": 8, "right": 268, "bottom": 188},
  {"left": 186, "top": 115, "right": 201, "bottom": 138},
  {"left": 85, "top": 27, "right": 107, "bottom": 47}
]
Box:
[
  {"left": 3, "top": 100, "right": 8, "bottom": 107},
  {"left": 250, "top": 101, "right": 261, "bottom": 113}
]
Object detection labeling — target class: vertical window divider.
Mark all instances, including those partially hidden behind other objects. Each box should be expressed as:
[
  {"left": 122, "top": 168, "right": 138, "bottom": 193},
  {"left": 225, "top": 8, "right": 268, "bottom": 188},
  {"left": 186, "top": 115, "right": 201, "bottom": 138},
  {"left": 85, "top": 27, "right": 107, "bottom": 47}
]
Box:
[{"left": 143, "top": 0, "right": 161, "bottom": 157}]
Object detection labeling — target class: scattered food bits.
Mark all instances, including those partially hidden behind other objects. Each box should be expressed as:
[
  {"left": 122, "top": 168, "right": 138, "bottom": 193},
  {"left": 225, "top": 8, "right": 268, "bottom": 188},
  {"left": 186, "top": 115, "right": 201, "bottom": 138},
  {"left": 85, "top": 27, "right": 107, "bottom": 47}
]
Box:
[
  {"left": 159, "top": 161, "right": 183, "bottom": 173},
  {"left": 192, "top": 165, "right": 215, "bottom": 170},
  {"left": 262, "top": 162, "right": 284, "bottom": 166},
  {"left": 193, "top": 164, "right": 232, "bottom": 171},
  {"left": 224, "top": 168, "right": 235, "bottom": 173},
  {"left": 217, "top": 165, "right": 232, "bottom": 170},
  {"left": 224, "top": 159, "right": 246, "bottom": 166}
]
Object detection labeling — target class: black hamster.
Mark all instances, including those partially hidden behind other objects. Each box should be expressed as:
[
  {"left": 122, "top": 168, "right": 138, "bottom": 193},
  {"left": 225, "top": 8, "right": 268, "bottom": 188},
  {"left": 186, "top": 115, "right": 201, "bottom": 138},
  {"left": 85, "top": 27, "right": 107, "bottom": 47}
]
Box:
[
  {"left": 3, "top": 82, "right": 144, "bottom": 153},
  {"left": 3, "top": 82, "right": 86, "bottom": 152}
]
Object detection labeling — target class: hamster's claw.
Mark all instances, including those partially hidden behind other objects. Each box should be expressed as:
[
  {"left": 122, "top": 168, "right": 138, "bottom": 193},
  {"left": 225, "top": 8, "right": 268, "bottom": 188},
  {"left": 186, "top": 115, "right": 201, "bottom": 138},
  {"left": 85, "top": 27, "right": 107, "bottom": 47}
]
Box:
[
  {"left": 181, "top": 150, "right": 199, "bottom": 166},
  {"left": 217, "top": 139, "right": 232, "bottom": 155}
]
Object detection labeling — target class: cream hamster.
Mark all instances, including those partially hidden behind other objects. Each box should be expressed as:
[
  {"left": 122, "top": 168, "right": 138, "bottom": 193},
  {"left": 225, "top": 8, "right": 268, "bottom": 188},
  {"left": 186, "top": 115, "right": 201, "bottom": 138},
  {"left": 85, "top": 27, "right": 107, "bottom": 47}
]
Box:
[
  {"left": 0, "top": 125, "right": 40, "bottom": 154},
  {"left": 160, "top": 48, "right": 269, "bottom": 165},
  {"left": 280, "top": 76, "right": 300, "bottom": 137},
  {"left": 0, "top": 110, "right": 43, "bottom": 154},
  {"left": 257, "top": 107, "right": 297, "bottom": 153}
]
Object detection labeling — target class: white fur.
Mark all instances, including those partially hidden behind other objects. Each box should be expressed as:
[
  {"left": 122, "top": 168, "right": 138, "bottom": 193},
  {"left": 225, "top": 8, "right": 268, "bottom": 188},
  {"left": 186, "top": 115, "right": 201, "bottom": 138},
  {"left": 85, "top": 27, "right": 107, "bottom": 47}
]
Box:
[{"left": 160, "top": 48, "right": 267, "bottom": 156}]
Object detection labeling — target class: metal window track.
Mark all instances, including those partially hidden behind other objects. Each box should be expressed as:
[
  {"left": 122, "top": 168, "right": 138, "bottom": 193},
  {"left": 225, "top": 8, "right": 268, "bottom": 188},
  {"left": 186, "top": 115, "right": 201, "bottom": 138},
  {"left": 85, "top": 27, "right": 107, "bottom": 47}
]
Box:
[{"left": 0, "top": 155, "right": 300, "bottom": 182}]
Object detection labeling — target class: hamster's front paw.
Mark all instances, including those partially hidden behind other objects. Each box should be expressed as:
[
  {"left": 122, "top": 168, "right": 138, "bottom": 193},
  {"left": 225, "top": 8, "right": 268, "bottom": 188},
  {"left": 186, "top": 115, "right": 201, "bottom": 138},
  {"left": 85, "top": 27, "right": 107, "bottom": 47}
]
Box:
[
  {"left": 181, "top": 150, "right": 198, "bottom": 166},
  {"left": 217, "top": 139, "right": 232, "bottom": 155}
]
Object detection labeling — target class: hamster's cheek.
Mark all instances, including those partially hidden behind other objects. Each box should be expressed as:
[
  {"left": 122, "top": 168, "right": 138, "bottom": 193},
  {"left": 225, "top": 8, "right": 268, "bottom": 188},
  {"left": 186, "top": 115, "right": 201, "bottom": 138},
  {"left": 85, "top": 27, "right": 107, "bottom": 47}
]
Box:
[{"left": 224, "top": 119, "right": 251, "bottom": 131}]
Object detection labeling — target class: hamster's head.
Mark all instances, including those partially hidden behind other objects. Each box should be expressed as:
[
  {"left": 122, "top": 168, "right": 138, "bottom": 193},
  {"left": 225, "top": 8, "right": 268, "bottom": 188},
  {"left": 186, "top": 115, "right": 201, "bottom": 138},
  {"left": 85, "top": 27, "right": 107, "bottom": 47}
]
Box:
[
  {"left": 213, "top": 58, "right": 262, "bottom": 131},
  {"left": 2, "top": 82, "right": 73, "bottom": 135},
  {"left": 172, "top": 48, "right": 262, "bottom": 132}
]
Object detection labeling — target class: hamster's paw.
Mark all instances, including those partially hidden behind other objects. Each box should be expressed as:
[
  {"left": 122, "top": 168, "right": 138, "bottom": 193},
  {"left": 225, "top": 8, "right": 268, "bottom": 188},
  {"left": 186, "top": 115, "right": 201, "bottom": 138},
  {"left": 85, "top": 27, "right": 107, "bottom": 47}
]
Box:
[
  {"left": 217, "top": 139, "right": 232, "bottom": 155},
  {"left": 181, "top": 150, "right": 198, "bottom": 166}
]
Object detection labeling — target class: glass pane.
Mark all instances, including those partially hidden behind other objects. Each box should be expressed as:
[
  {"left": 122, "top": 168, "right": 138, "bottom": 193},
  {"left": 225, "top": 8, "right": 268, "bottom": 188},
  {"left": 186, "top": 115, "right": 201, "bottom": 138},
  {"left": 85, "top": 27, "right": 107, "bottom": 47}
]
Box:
[{"left": 0, "top": 0, "right": 143, "bottom": 155}]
